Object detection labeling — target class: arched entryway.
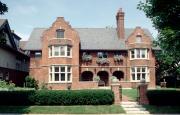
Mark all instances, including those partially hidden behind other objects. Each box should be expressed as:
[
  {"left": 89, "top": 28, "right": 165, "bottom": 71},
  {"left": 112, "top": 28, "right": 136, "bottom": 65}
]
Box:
[
  {"left": 97, "top": 71, "right": 109, "bottom": 86},
  {"left": 80, "top": 71, "right": 93, "bottom": 81},
  {"left": 112, "top": 71, "right": 124, "bottom": 81}
]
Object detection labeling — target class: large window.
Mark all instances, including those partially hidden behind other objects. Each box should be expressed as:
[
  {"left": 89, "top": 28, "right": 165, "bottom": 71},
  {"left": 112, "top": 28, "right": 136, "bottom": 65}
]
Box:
[
  {"left": 131, "top": 67, "right": 149, "bottom": 82},
  {"left": 130, "top": 49, "right": 148, "bottom": 59},
  {"left": 56, "top": 29, "right": 65, "bottom": 38},
  {"left": 49, "top": 45, "right": 72, "bottom": 57},
  {"left": 49, "top": 66, "right": 72, "bottom": 83}
]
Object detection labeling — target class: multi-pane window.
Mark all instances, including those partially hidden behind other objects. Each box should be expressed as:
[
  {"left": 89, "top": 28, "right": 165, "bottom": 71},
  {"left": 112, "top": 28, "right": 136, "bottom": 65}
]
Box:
[
  {"left": 67, "top": 46, "right": 71, "bottom": 56},
  {"left": 0, "top": 72, "right": 3, "bottom": 80},
  {"left": 49, "top": 46, "right": 72, "bottom": 57},
  {"left": 49, "top": 66, "right": 72, "bottom": 83},
  {"left": 5, "top": 72, "right": 9, "bottom": 81},
  {"left": 56, "top": 29, "right": 65, "bottom": 38},
  {"left": 131, "top": 67, "right": 149, "bottom": 81},
  {"left": 130, "top": 49, "right": 148, "bottom": 59}
]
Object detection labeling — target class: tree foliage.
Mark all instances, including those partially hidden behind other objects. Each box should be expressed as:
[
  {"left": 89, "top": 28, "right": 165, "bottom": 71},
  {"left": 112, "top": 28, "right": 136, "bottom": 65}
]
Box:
[
  {"left": 0, "top": 1, "right": 8, "bottom": 15},
  {"left": 138, "top": 0, "right": 180, "bottom": 80}
]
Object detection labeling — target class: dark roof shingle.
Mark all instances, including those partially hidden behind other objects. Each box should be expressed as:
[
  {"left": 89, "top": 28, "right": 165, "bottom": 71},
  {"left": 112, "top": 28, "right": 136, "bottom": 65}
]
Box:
[{"left": 23, "top": 27, "right": 154, "bottom": 50}]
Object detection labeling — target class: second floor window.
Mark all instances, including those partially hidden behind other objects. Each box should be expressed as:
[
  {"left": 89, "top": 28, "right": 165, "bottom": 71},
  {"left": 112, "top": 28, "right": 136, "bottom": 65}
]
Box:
[
  {"left": 130, "top": 49, "right": 148, "bottom": 59},
  {"left": 49, "top": 45, "right": 72, "bottom": 57},
  {"left": 56, "top": 29, "right": 65, "bottom": 38}
]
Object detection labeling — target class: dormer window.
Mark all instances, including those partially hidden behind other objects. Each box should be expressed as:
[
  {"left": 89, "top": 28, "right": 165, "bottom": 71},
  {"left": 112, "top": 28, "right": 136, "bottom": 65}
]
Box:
[{"left": 56, "top": 29, "right": 64, "bottom": 38}]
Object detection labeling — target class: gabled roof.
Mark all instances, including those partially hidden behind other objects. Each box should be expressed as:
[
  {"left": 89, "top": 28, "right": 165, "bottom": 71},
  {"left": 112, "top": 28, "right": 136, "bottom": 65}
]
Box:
[
  {"left": 23, "top": 27, "right": 154, "bottom": 51},
  {"left": 0, "top": 19, "right": 17, "bottom": 49},
  {"left": 0, "top": 19, "right": 29, "bottom": 57}
]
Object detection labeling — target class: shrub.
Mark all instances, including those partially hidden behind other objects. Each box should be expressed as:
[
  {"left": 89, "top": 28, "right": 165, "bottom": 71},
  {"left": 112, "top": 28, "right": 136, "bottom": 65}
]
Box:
[
  {"left": 0, "top": 80, "right": 15, "bottom": 91},
  {"left": 32, "top": 90, "right": 114, "bottom": 105},
  {"left": 93, "top": 76, "right": 100, "bottom": 81},
  {"left": 25, "top": 76, "right": 38, "bottom": 89},
  {"left": 0, "top": 90, "right": 35, "bottom": 105},
  {"left": 40, "top": 82, "right": 48, "bottom": 90},
  {"left": 111, "top": 76, "right": 119, "bottom": 83},
  {"left": 0, "top": 89, "right": 114, "bottom": 105},
  {"left": 147, "top": 90, "right": 180, "bottom": 106}
]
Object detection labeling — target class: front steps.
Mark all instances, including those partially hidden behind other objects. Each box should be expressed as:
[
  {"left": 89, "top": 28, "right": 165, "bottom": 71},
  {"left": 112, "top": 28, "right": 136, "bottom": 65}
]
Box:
[{"left": 121, "top": 102, "right": 150, "bottom": 114}]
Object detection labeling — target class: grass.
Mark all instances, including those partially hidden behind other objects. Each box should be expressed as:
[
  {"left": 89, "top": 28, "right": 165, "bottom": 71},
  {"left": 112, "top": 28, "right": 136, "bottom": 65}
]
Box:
[
  {"left": 144, "top": 105, "right": 180, "bottom": 114},
  {"left": 122, "top": 89, "right": 138, "bottom": 101},
  {"left": 0, "top": 105, "right": 125, "bottom": 114}
]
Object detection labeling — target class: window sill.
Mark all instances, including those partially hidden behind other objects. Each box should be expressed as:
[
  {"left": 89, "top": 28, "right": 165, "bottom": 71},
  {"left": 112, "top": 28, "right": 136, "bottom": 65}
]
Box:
[
  {"left": 48, "top": 81, "right": 72, "bottom": 84},
  {"left": 130, "top": 58, "right": 150, "bottom": 60},
  {"left": 130, "top": 81, "right": 150, "bottom": 82},
  {"left": 48, "top": 56, "right": 72, "bottom": 58}
]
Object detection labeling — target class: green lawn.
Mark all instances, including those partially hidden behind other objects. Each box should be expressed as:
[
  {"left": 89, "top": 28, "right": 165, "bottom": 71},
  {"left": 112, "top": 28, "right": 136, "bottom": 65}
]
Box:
[
  {"left": 122, "top": 89, "right": 138, "bottom": 101},
  {"left": 0, "top": 105, "right": 125, "bottom": 114},
  {"left": 144, "top": 105, "right": 180, "bottom": 114}
]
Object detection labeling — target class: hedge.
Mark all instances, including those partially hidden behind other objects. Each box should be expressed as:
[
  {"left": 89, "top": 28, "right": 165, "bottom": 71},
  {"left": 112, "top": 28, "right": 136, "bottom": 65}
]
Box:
[
  {"left": 0, "top": 90, "right": 114, "bottom": 105},
  {"left": 147, "top": 90, "right": 180, "bottom": 106}
]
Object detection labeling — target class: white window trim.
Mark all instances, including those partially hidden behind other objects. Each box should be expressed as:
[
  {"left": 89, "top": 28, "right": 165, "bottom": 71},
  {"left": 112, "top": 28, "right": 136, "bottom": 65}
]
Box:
[
  {"left": 49, "top": 45, "right": 72, "bottom": 58},
  {"left": 49, "top": 65, "right": 72, "bottom": 83},
  {"left": 130, "top": 49, "right": 149, "bottom": 60},
  {"left": 130, "top": 66, "right": 149, "bottom": 82}
]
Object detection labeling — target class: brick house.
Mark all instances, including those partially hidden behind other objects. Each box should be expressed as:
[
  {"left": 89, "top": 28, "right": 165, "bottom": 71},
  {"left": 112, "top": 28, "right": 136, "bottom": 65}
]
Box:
[
  {"left": 22, "top": 9, "right": 158, "bottom": 89},
  {"left": 0, "top": 19, "right": 29, "bottom": 86}
]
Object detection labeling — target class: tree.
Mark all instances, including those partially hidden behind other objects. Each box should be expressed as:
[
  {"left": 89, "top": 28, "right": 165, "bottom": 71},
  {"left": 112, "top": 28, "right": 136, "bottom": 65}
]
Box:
[
  {"left": 0, "top": 1, "right": 8, "bottom": 15},
  {"left": 138, "top": 0, "right": 180, "bottom": 85}
]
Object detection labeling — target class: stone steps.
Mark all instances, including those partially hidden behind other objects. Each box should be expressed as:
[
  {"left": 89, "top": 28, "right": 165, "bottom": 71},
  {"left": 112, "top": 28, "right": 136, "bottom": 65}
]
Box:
[{"left": 121, "top": 101, "right": 150, "bottom": 114}]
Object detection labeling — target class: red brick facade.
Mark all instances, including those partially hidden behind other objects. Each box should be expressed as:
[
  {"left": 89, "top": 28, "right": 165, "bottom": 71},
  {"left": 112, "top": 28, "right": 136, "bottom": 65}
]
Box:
[{"left": 28, "top": 10, "right": 156, "bottom": 89}]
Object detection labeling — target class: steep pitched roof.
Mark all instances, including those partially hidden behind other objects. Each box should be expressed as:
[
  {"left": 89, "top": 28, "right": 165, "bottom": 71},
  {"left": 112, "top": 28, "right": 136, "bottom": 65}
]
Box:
[
  {"left": 0, "top": 19, "right": 17, "bottom": 49},
  {"left": 23, "top": 27, "right": 154, "bottom": 50},
  {"left": 23, "top": 28, "right": 46, "bottom": 50}
]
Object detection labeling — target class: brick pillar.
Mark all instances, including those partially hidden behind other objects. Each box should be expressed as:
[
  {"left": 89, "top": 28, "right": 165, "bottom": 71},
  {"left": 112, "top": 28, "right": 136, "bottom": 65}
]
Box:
[
  {"left": 111, "top": 83, "right": 121, "bottom": 105},
  {"left": 138, "top": 82, "right": 149, "bottom": 105}
]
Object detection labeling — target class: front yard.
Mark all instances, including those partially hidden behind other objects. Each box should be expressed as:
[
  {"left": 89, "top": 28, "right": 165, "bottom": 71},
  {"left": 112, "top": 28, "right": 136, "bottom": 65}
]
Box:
[
  {"left": 0, "top": 105, "right": 125, "bottom": 114},
  {"left": 122, "top": 88, "right": 138, "bottom": 101}
]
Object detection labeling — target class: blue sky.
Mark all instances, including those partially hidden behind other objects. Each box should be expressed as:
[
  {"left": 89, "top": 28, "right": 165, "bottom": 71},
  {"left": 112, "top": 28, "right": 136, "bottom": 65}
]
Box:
[{"left": 0, "top": 0, "right": 157, "bottom": 40}]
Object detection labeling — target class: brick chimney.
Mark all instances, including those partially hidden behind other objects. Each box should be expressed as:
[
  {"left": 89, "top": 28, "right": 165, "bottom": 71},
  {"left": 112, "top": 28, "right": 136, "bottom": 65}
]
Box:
[{"left": 116, "top": 8, "right": 125, "bottom": 39}]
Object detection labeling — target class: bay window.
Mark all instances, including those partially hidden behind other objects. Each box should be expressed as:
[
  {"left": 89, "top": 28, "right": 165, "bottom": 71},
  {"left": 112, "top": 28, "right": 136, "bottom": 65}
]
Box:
[
  {"left": 49, "top": 45, "right": 72, "bottom": 57},
  {"left": 49, "top": 65, "right": 72, "bottom": 83},
  {"left": 130, "top": 49, "right": 148, "bottom": 59},
  {"left": 131, "top": 67, "right": 149, "bottom": 82}
]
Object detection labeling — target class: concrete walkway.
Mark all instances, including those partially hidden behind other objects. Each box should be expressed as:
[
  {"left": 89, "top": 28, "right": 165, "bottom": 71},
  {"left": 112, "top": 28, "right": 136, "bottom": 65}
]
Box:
[{"left": 121, "top": 95, "right": 150, "bottom": 114}]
